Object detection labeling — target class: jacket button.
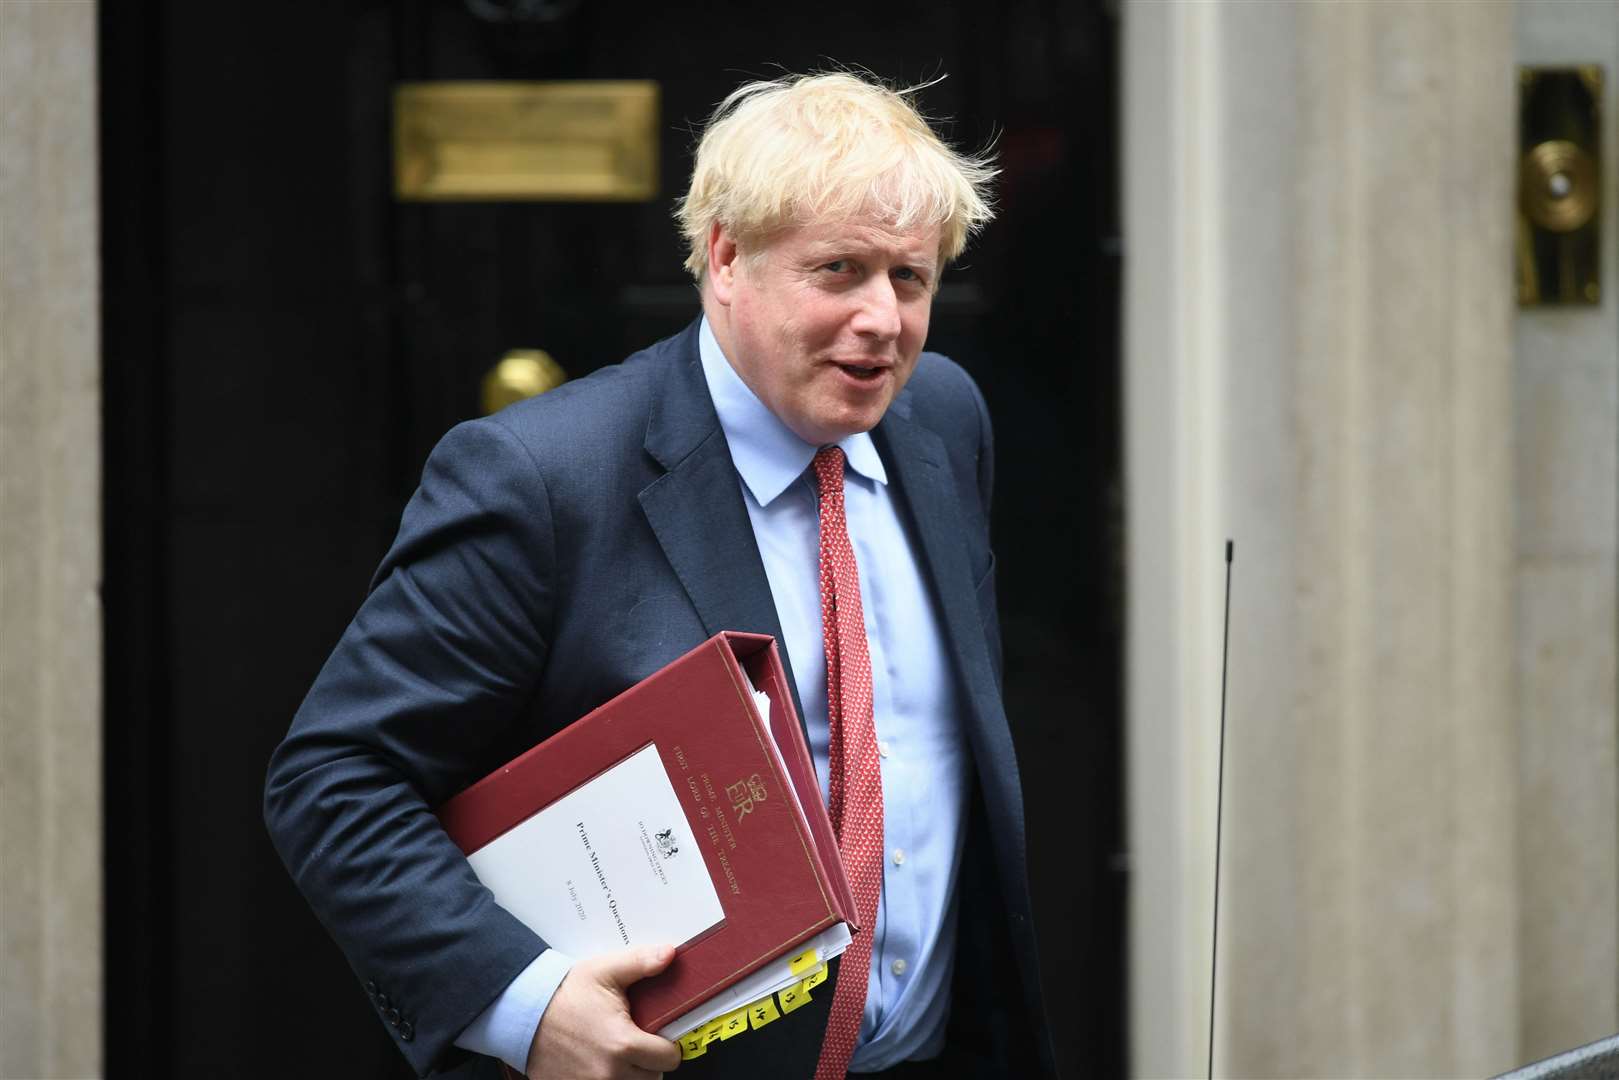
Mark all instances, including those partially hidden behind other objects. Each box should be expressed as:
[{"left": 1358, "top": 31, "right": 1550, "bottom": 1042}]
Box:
[
  {"left": 387, "top": 1007, "right": 401, "bottom": 1024},
  {"left": 398, "top": 1021, "right": 414, "bottom": 1041},
  {"left": 376, "top": 993, "right": 390, "bottom": 1007},
  {"left": 365, "top": 981, "right": 378, "bottom": 995}
]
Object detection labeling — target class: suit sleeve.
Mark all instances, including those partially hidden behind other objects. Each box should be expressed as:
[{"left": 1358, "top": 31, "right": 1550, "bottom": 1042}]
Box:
[{"left": 263, "top": 417, "right": 558, "bottom": 1076}]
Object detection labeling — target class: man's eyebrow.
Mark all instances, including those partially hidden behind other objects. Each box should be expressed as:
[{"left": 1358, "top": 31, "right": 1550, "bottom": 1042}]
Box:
[{"left": 801, "top": 242, "right": 938, "bottom": 272}]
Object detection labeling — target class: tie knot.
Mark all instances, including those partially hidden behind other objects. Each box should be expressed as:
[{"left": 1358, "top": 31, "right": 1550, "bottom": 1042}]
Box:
[{"left": 812, "top": 446, "right": 845, "bottom": 495}]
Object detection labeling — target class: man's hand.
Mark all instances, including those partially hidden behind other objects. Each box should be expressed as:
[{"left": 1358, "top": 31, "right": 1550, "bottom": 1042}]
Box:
[{"left": 526, "top": 944, "right": 683, "bottom": 1080}]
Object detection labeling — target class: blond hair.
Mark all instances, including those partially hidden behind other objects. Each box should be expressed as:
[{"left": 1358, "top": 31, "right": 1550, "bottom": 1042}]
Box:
[{"left": 675, "top": 71, "right": 997, "bottom": 280}]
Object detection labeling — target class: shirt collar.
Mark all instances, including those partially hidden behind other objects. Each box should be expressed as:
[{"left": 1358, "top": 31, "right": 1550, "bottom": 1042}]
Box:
[{"left": 698, "top": 317, "right": 887, "bottom": 506}]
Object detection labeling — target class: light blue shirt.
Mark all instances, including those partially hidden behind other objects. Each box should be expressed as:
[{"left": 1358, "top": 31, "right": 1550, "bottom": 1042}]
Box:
[{"left": 456, "top": 318, "right": 972, "bottom": 1072}]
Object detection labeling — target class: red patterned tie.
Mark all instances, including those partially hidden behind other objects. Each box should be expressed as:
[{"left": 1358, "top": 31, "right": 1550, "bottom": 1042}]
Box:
[{"left": 811, "top": 446, "right": 885, "bottom": 1080}]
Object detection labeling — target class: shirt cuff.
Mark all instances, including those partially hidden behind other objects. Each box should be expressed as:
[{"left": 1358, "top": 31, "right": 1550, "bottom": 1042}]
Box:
[{"left": 454, "top": 948, "right": 575, "bottom": 1073}]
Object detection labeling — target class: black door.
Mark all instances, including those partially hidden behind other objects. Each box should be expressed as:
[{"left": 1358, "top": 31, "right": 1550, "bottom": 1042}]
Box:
[{"left": 101, "top": 3, "right": 1121, "bottom": 1075}]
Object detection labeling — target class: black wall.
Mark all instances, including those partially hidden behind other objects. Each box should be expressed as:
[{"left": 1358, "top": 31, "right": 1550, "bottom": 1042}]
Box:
[{"left": 101, "top": 2, "right": 1122, "bottom": 1075}]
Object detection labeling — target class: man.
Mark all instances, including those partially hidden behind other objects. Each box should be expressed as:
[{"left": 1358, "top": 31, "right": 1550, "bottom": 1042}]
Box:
[{"left": 265, "top": 71, "right": 1054, "bottom": 1079}]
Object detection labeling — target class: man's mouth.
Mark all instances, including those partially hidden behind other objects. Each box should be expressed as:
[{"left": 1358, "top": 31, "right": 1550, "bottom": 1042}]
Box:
[{"left": 836, "top": 362, "right": 886, "bottom": 381}]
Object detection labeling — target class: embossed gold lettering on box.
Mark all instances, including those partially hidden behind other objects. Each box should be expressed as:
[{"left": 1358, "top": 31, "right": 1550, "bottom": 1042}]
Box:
[{"left": 394, "top": 81, "right": 658, "bottom": 201}]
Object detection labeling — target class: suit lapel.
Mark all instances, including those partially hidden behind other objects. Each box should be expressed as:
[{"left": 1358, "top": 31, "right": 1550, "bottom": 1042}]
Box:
[
  {"left": 873, "top": 411, "right": 998, "bottom": 707},
  {"left": 637, "top": 325, "right": 808, "bottom": 724},
  {"left": 874, "top": 409, "right": 1024, "bottom": 816}
]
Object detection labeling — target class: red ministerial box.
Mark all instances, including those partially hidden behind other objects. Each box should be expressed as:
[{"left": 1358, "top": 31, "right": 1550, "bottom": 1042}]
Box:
[{"left": 436, "top": 631, "right": 857, "bottom": 1034}]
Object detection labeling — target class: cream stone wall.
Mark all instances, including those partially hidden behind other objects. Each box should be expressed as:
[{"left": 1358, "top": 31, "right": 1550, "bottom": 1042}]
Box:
[
  {"left": 0, "top": 2, "right": 103, "bottom": 1077},
  {"left": 1123, "top": 1, "right": 1587, "bottom": 1076}
]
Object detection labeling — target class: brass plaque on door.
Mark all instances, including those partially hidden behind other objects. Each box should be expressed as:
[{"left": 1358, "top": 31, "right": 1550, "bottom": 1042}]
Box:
[
  {"left": 394, "top": 81, "right": 658, "bottom": 201},
  {"left": 1517, "top": 67, "right": 1601, "bottom": 306}
]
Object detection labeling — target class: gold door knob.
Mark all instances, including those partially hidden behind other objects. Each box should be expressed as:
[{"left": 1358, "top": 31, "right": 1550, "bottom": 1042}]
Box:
[
  {"left": 1519, "top": 139, "right": 1598, "bottom": 234},
  {"left": 483, "top": 349, "right": 567, "bottom": 415}
]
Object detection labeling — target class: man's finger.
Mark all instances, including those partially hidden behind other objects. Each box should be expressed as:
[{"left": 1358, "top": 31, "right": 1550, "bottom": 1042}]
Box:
[
  {"left": 623, "top": 1031, "right": 682, "bottom": 1074},
  {"left": 593, "top": 943, "right": 678, "bottom": 991}
]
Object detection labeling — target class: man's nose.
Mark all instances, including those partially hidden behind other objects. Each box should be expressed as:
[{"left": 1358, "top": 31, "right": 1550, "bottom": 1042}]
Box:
[{"left": 850, "top": 276, "right": 902, "bottom": 341}]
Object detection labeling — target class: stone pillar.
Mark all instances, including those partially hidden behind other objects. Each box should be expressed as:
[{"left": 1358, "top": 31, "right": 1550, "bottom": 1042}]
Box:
[
  {"left": 0, "top": 3, "right": 103, "bottom": 1077},
  {"left": 1125, "top": 2, "right": 1521, "bottom": 1076}
]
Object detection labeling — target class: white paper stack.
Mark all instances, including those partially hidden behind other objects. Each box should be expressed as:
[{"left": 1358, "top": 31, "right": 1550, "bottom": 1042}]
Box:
[{"left": 656, "top": 921, "right": 853, "bottom": 1038}]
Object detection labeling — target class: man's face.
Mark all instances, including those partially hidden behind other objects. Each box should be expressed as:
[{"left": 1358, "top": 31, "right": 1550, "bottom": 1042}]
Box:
[{"left": 708, "top": 216, "right": 940, "bottom": 446}]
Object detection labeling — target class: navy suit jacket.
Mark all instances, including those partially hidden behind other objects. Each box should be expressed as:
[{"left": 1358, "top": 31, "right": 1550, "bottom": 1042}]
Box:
[{"left": 264, "top": 321, "right": 1054, "bottom": 1078}]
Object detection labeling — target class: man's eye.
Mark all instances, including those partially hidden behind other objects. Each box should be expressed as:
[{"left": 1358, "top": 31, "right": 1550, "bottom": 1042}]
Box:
[{"left": 822, "top": 260, "right": 850, "bottom": 273}]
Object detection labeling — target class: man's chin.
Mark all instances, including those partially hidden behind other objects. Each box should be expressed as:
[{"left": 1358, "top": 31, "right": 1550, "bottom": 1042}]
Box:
[{"left": 791, "top": 408, "right": 890, "bottom": 447}]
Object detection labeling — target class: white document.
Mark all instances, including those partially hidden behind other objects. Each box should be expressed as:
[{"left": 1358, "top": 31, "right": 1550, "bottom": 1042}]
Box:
[
  {"left": 656, "top": 921, "right": 853, "bottom": 1038},
  {"left": 467, "top": 743, "right": 725, "bottom": 957},
  {"left": 752, "top": 689, "right": 774, "bottom": 735},
  {"left": 751, "top": 687, "right": 811, "bottom": 827}
]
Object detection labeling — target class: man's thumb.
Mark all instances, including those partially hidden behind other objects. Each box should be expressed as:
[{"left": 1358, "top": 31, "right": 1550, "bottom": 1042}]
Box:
[{"left": 597, "top": 944, "right": 677, "bottom": 990}]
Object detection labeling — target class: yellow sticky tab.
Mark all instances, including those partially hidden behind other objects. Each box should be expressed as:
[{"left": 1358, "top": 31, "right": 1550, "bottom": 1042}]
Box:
[
  {"left": 779, "top": 983, "right": 810, "bottom": 1014},
  {"left": 680, "top": 1031, "right": 707, "bottom": 1060},
  {"left": 748, "top": 995, "right": 781, "bottom": 1029},
  {"left": 701, "top": 1018, "right": 724, "bottom": 1046},
  {"left": 788, "top": 949, "right": 818, "bottom": 976},
  {"left": 720, "top": 1007, "right": 749, "bottom": 1040},
  {"left": 802, "top": 962, "right": 828, "bottom": 990}
]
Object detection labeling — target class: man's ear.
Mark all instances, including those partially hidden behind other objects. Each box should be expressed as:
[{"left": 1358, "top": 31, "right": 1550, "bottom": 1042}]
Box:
[{"left": 707, "top": 222, "right": 740, "bottom": 306}]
